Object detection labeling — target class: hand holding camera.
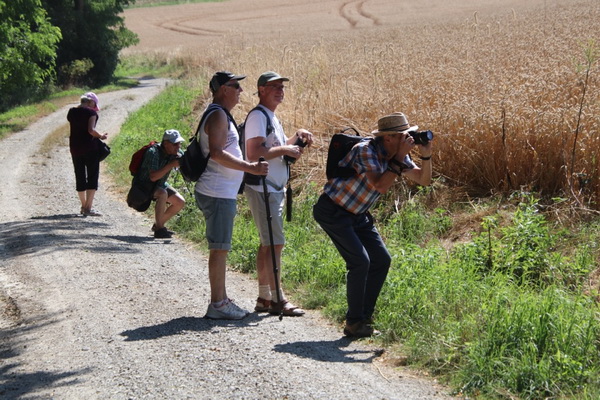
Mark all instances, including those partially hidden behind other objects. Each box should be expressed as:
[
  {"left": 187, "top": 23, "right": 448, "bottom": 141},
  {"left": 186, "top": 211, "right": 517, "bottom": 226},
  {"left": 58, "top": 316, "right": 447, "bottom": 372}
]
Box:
[{"left": 284, "top": 136, "right": 309, "bottom": 164}]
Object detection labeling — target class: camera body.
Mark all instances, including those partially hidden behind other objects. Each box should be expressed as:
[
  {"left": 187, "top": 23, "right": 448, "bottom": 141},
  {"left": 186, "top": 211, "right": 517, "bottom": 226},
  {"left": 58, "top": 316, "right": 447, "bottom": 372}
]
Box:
[
  {"left": 284, "top": 136, "right": 308, "bottom": 164},
  {"left": 409, "top": 130, "right": 434, "bottom": 145}
]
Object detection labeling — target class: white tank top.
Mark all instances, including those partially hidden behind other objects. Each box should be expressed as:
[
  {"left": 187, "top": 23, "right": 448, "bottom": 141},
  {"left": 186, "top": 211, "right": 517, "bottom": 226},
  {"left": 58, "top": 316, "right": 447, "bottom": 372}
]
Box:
[{"left": 194, "top": 105, "right": 243, "bottom": 199}]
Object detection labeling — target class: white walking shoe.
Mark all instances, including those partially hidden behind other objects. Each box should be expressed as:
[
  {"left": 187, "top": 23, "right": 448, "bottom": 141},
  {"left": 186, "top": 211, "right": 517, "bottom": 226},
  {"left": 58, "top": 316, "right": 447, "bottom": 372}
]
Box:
[{"left": 205, "top": 299, "right": 249, "bottom": 320}]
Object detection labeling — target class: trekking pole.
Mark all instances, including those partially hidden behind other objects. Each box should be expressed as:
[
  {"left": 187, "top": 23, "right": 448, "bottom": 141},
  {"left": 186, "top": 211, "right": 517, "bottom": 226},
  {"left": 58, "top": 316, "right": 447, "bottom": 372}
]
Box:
[
  {"left": 285, "top": 163, "right": 292, "bottom": 222},
  {"left": 259, "top": 157, "right": 283, "bottom": 321}
]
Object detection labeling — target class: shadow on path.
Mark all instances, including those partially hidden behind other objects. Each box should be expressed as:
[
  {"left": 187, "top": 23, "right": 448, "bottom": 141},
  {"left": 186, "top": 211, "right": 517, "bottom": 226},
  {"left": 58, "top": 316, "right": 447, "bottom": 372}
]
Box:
[
  {"left": 273, "top": 338, "right": 384, "bottom": 364},
  {"left": 0, "top": 215, "right": 157, "bottom": 260},
  {"left": 120, "top": 313, "right": 270, "bottom": 342},
  {"left": 0, "top": 311, "right": 91, "bottom": 400}
]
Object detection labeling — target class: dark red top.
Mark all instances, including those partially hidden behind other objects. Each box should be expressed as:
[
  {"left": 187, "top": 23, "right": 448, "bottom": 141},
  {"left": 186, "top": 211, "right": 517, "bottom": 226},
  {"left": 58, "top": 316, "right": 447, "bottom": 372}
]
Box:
[{"left": 67, "top": 106, "right": 99, "bottom": 157}]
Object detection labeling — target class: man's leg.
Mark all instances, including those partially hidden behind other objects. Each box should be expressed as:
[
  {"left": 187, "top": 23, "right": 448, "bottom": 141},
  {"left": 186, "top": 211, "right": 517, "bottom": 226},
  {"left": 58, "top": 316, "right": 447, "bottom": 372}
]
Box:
[
  {"left": 313, "top": 194, "right": 369, "bottom": 324},
  {"left": 153, "top": 187, "right": 168, "bottom": 229},
  {"left": 355, "top": 216, "right": 391, "bottom": 321},
  {"left": 246, "top": 188, "right": 286, "bottom": 303},
  {"left": 208, "top": 249, "right": 229, "bottom": 303},
  {"left": 154, "top": 188, "right": 185, "bottom": 229},
  {"left": 194, "top": 191, "right": 248, "bottom": 319},
  {"left": 257, "top": 244, "right": 283, "bottom": 298}
]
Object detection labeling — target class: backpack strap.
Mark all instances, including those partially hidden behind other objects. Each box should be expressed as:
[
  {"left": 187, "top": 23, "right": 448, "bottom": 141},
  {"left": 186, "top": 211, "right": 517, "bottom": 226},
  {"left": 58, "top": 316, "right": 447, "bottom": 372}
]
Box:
[
  {"left": 251, "top": 105, "right": 273, "bottom": 136},
  {"left": 196, "top": 103, "right": 236, "bottom": 134},
  {"left": 239, "top": 105, "right": 274, "bottom": 161},
  {"left": 241, "top": 106, "right": 273, "bottom": 139},
  {"left": 240, "top": 106, "right": 280, "bottom": 189},
  {"left": 193, "top": 103, "right": 239, "bottom": 156}
]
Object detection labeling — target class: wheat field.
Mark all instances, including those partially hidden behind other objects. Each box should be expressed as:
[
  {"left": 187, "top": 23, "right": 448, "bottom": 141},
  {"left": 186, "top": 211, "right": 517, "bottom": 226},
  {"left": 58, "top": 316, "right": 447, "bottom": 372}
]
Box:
[{"left": 123, "top": 0, "right": 600, "bottom": 207}]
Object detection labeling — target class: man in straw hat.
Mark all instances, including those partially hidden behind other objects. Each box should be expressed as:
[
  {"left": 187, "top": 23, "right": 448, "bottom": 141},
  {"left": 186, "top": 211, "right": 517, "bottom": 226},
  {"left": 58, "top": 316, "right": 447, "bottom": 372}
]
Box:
[{"left": 313, "top": 112, "right": 432, "bottom": 338}]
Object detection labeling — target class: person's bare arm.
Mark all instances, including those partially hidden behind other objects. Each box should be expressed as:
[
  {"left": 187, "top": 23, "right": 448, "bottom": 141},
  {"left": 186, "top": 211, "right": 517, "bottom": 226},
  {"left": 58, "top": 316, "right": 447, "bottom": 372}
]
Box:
[
  {"left": 87, "top": 115, "right": 107, "bottom": 139},
  {"left": 205, "top": 110, "right": 268, "bottom": 175}
]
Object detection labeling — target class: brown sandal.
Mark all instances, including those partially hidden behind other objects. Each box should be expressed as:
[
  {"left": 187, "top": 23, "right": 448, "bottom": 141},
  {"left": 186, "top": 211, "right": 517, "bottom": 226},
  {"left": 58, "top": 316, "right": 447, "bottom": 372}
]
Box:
[
  {"left": 269, "top": 300, "right": 305, "bottom": 317},
  {"left": 254, "top": 297, "right": 272, "bottom": 312}
]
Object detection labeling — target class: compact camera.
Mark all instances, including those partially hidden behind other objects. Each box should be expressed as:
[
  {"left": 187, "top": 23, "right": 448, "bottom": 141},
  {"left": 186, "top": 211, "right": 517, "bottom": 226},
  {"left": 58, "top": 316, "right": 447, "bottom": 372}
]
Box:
[
  {"left": 284, "top": 136, "right": 308, "bottom": 164},
  {"left": 409, "top": 130, "right": 434, "bottom": 145}
]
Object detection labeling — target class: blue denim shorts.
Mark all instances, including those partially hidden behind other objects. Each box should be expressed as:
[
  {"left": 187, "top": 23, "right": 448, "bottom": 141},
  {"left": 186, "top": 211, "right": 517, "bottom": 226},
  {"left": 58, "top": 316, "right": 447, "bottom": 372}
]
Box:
[{"left": 194, "top": 192, "right": 237, "bottom": 250}]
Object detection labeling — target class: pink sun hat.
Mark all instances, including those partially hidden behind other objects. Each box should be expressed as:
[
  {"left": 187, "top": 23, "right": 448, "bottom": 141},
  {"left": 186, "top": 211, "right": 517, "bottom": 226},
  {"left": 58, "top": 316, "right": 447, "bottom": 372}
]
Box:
[{"left": 81, "top": 92, "right": 100, "bottom": 111}]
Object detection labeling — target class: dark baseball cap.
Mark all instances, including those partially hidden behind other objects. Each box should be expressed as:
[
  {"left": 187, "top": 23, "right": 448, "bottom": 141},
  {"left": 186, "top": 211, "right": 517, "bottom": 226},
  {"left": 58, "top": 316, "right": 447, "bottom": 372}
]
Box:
[{"left": 209, "top": 71, "right": 246, "bottom": 93}]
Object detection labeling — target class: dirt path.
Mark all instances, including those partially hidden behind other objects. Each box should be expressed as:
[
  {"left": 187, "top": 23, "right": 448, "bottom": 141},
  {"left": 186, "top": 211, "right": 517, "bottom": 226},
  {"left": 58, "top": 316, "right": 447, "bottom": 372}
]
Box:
[{"left": 0, "top": 79, "right": 450, "bottom": 399}]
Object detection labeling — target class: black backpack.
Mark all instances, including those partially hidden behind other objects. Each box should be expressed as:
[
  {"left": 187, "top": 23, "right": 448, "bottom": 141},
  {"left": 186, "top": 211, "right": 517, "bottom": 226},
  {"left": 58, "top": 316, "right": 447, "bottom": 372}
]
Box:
[
  {"left": 238, "top": 106, "right": 273, "bottom": 186},
  {"left": 325, "top": 127, "right": 372, "bottom": 179},
  {"left": 179, "top": 104, "right": 236, "bottom": 182}
]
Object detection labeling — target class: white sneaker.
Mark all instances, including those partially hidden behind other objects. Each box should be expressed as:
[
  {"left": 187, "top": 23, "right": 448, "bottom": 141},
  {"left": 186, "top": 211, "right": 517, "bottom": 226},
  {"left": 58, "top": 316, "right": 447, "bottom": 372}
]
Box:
[{"left": 205, "top": 299, "right": 249, "bottom": 320}]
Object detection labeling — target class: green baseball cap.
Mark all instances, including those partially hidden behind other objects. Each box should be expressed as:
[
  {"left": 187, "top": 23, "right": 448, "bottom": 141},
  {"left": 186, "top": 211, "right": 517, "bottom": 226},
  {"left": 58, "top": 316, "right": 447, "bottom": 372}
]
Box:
[{"left": 257, "top": 71, "right": 289, "bottom": 87}]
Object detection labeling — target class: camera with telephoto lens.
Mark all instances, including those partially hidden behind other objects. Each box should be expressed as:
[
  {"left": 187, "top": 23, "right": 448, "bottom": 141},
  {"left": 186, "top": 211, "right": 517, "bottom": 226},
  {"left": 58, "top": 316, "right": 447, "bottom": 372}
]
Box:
[
  {"left": 409, "top": 130, "right": 434, "bottom": 145},
  {"left": 284, "top": 136, "right": 308, "bottom": 164}
]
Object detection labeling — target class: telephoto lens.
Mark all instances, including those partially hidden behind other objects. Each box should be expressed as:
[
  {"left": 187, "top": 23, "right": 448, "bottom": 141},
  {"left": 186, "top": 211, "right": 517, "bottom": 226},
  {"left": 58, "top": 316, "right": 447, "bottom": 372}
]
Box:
[{"left": 409, "top": 130, "right": 434, "bottom": 145}]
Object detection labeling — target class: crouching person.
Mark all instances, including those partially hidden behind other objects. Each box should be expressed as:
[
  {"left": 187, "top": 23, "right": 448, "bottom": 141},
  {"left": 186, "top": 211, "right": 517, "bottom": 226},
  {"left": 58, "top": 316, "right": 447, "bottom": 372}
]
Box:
[
  {"left": 313, "top": 112, "right": 432, "bottom": 338},
  {"left": 132, "top": 129, "right": 186, "bottom": 238}
]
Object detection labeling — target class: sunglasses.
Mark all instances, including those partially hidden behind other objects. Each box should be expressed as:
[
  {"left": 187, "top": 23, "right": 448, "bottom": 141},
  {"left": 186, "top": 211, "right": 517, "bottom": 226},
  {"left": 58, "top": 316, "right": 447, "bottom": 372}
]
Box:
[{"left": 224, "top": 82, "right": 241, "bottom": 89}]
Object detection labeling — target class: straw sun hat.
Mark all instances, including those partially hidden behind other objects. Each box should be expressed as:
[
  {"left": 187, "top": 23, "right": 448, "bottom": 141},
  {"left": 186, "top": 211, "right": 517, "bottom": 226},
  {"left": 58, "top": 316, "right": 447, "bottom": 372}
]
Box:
[{"left": 371, "top": 112, "right": 418, "bottom": 136}]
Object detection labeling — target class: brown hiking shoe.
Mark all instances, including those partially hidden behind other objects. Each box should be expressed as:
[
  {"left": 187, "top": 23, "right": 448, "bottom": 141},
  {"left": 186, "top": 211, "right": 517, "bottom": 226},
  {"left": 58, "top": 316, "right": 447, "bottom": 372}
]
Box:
[{"left": 343, "top": 320, "right": 376, "bottom": 338}]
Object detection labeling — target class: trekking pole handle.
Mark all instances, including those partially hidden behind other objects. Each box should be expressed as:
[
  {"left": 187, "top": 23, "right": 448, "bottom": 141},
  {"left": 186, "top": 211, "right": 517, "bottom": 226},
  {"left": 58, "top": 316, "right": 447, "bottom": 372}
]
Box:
[{"left": 259, "top": 157, "right": 268, "bottom": 199}]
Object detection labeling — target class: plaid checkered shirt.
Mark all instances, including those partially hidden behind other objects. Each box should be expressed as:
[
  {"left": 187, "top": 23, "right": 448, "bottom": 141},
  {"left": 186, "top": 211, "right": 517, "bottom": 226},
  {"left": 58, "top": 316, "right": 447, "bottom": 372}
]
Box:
[
  {"left": 137, "top": 144, "right": 182, "bottom": 190},
  {"left": 324, "top": 139, "right": 414, "bottom": 214}
]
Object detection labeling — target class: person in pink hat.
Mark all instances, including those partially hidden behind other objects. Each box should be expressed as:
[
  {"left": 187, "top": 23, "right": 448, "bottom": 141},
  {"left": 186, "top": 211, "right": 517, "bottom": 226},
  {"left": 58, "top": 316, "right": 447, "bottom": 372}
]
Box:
[{"left": 67, "top": 92, "right": 108, "bottom": 216}]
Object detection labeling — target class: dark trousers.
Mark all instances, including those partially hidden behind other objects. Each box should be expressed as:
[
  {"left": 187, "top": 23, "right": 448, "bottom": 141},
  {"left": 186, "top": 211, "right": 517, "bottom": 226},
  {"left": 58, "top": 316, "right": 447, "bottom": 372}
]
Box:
[
  {"left": 72, "top": 152, "right": 100, "bottom": 191},
  {"left": 313, "top": 194, "right": 391, "bottom": 324}
]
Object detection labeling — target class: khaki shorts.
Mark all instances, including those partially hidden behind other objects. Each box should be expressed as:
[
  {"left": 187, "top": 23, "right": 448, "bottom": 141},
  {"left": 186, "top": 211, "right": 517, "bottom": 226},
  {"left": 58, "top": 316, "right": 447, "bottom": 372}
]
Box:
[{"left": 245, "top": 187, "right": 285, "bottom": 246}]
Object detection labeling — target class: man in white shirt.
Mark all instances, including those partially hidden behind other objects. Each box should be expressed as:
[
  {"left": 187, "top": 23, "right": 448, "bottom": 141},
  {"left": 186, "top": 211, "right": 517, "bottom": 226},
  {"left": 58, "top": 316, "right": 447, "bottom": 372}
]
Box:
[{"left": 243, "top": 71, "right": 313, "bottom": 317}]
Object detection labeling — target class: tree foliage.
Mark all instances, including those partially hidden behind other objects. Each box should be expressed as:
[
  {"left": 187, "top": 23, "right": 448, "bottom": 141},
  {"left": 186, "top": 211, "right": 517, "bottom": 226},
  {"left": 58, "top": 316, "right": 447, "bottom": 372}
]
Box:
[
  {"left": 42, "top": 0, "right": 139, "bottom": 87},
  {"left": 0, "top": 0, "right": 62, "bottom": 110},
  {"left": 0, "top": 0, "right": 139, "bottom": 111}
]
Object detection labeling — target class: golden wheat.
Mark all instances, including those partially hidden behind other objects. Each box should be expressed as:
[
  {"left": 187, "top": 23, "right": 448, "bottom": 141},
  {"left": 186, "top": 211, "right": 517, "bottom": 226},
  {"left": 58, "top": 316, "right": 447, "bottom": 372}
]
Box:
[{"left": 150, "top": 0, "right": 600, "bottom": 206}]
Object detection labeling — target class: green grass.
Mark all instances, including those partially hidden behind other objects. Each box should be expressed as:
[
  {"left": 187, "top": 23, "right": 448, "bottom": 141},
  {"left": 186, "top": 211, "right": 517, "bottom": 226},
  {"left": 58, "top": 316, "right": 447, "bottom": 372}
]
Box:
[{"left": 106, "top": 81, "right": 200, "bottom": 188}]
